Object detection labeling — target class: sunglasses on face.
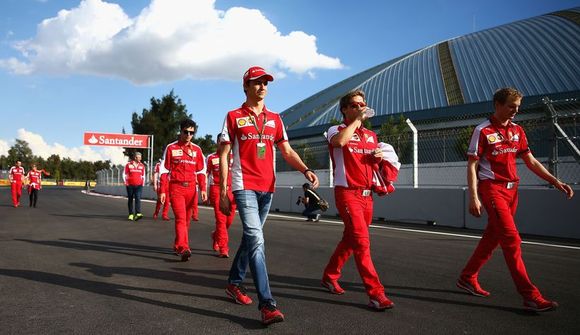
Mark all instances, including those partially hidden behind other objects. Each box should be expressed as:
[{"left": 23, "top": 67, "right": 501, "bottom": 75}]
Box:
[
  {"left": 349, "top": 102, "right": 366, "bottom": 109},
  {"left": 182, "top": 130, "right": 195, "bottom": 136}
]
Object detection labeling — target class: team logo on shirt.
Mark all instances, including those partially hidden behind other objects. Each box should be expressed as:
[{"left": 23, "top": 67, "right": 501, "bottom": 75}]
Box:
[
  {"left": 366, "top": 136, "right": 375, "bottom": 143},
  {"left": 512, "top": 134, "right": 519, "bottom": 141},
  {"left": 486, "top": 133, "right": 500, "bottom": 144},
  {"left": 211, "top": 158, "right": 219, "bottom": 165},
  {"left": 265, "top": 120, "right": 276, "bottom": 128},
  {"left": 350, "top": 133, "right": 361, "bottom": 142},
  {"left": 237, "top": 117, "right": 252, "bottom": 128}
]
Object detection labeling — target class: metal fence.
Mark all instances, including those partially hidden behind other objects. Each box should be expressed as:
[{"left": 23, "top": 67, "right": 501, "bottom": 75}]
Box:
[{"left": 279, "top": 97, "right": 580, "bottom": 187}]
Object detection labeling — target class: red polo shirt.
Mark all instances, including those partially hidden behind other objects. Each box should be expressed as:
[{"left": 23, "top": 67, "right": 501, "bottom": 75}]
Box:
[
  {"left": 219, "top": 104, "right": 288, "bottom": 192},
  {"left": 206, "top": 152, "right": 233, "bottom": 186},
  {"left": 327, "top": 123, "right": 380, "bottom": 188},
  {"left": 9, "top": 166, "right": 25, "bottom": 182},
  {"left": 27, "top": 170, "right": 42, "bottom": 190},
  {"left": 159, "top": 140, "right": 206, "bottom": 193},
  {"left": 124, "top": 161, "right": 146, "bottom": 186},
  {"left": 467, "top": 116, "right": 530, "bottom": 182}
]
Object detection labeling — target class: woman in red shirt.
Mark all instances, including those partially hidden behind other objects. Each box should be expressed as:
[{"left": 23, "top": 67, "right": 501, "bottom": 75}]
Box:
[{"left": 26, "top": 164, "right": 50, "bottom": 208}]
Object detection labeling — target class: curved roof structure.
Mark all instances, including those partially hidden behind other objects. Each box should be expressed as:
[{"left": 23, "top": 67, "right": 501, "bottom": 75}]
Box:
[{"left": 281, "top": 7, "right": 580, "bottom": 135}]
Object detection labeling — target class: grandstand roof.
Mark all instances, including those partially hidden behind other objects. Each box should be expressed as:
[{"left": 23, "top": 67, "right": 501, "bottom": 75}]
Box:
[{"left": 281, "top": 7, "right": 580, "bottom": 136}]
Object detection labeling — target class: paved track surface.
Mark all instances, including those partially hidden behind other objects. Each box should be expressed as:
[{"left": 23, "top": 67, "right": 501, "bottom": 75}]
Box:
[{"left": 1, "top": 188, "right": 579, "bottom": 334}]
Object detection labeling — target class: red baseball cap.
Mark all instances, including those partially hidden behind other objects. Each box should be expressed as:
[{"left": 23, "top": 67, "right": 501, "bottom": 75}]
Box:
[{"left": 243, "top": 66, "right": 274, "bottom": 83}]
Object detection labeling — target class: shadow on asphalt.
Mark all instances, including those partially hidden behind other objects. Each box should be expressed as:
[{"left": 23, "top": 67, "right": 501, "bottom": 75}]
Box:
[
  {"left": 11, "top": 239, "right": 533, "bottom": 316},
  {"left": 14, "top": 238, "right": 215, "bottom": 261},
  {"left": 0, "top": 269, "right": 263, "bottom": 329}
]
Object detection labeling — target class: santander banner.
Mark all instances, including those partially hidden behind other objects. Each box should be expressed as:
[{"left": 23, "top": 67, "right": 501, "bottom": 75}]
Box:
[{"left": 83, "top": 132, "right": 150, "bottom": 148}]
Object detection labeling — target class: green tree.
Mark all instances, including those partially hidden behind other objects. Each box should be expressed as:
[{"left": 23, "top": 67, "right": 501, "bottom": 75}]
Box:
[
  {"left": 455, "top": 126, "right": 475, "bottom": 161},
  {"left": 377, "top": 115, "right": 411, "bottom": 163},
  {"left": 192, "top": 134, "right": 217, "bottom": 155},
  {"left": 7, "top": 140, "right": 34, "bottom": 167},
  {"left": 130, "top": 90, "right": 192, "bottom": 162},
  {"left": 46, "top": 154, "right": 62, "bottom": 181},
  {"left": 295, "top": 143, "right": 321, "bottom": 170}
]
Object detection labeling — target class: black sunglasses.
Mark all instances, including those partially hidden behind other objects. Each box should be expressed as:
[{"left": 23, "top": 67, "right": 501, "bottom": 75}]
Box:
[{"left": 182, "top": 130, "right": 195, "bottom": 136}]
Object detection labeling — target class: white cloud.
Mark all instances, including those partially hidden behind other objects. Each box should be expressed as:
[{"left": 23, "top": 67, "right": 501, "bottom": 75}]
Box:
[
  {"left": 0, "top": 0, "right": 343, "bottom": 84},
  {"left": 0, "top": 138, "right": 10, "bottom": 156},
  {"left": 11, "top": 128, "right": 127, "bottom": 165}
]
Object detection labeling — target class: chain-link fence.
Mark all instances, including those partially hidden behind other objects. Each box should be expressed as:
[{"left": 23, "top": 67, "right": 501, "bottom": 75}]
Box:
[
  {"left": 96, "top": 165, "right": 138, "bottom": 186},
  {"left": 279, "top": 97, "right": 580, "bottom": 187}
]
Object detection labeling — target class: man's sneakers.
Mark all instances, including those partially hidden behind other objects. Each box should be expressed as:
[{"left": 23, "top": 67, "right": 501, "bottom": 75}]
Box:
[
  {"left": 226, "top": 284, "right": 253, "bottom": 305},
  {"left": 134, "top": 213, "right": 143, "bottom": 221},
  {"left": 368, "top": 293, "right": 395, "bottom": 310},
  {"left": 218, "top": 251, "right": 230, "bottom": 258},
  {"left": 260, "top": 304, "right": 284, "bottom": 325},
  {"left": 153, "top": 213, "right": 158, "bottom": 220},
  {"left": 524, "top": 296, "right": 559, "bottom": 312},
  {"left": 128, "top": 214, "right": 134, "bottom": 221},
  {"left": 162, "top": 215, "right": 170, "bottom": 221},
  {"left": 456, "top": 277, "right": 490, "bottom": 297},
  {"left": 179, "top": 249, "right": 191, "bottom": 262},
  {"left": 314, "top": 214, "right": 321, "bottom": 222},
  {"left": 321, "top": 279, "right": 345, "bottom": 295}
]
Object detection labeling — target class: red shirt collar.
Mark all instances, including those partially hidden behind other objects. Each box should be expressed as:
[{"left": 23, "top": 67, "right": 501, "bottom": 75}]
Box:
[{"left": 241, "top": 103, "right": 269, "bottom": 118}]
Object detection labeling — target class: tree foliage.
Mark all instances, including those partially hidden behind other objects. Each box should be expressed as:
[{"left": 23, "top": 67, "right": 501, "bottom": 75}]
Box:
[
  {"left": 192, "top": 134, "right": 217, "bottom": 155},
  {"left": 130, "top": 90, "right": 192, "bottom": 162},
  {"left": 377, "top": 115, "right": 411, "bottom": 163}
]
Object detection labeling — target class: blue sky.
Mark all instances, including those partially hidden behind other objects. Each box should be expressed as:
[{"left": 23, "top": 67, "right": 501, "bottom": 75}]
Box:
[{"left": 1, "top": 0, "right": 578, "bottom": 165}]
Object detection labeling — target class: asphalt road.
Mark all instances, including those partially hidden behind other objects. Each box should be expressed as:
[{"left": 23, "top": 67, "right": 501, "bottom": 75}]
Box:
[{"left": 1, "top": 188, "right": 579, "bottom": 334}]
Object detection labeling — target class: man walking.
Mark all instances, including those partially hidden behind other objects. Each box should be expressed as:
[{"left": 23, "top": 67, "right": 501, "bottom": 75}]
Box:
[
  {"left": 219, "top": 66, "right": 319, "bottom": 325},
  {"left": 207, "top": 135, "right": 236, "bottom": 258},
  {"left": 9, "top": 161, "right": 25, "bottom": 207},
  {"left": 457, "top": 87, "right": 574, "bottom": 312},
  {"left": 160, "top": 119, "right": 207, "bottom": 261},
  {"left": 124, "top": 152, "right": 146, "bottom": 221},
  {"left": 321, "top": 89, "right": 394, "bottom": 311}
]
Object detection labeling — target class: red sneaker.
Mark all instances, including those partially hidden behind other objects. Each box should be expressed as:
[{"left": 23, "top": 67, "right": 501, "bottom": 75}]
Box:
[
  {"left": 321, "top": 279, "right": 345, "bottom": 295},
  {"left": 153, "top": 214, "right": 158, "bottom": 220},
  {"left": 218, "top": 251, "right": 229, "bottom": 258},
  {"left": 368, "top": 293, "right": 395, "bottom": 310},
  {"left": 179, "top": 249, "right": 191, "bottom": 262},
  {"left": 225, "top": 284, "right": 253, "bottom": 305},
  {"left": 162, "top": 215, "right": 170, "bottom": 221},
  {"left": 524, "top": 296, "right": 558, "bottom": 312},
  {"left": 456, "top": 277, "right": 490, "bottom": 297},
  {"left": 260, "top": 304, "right": 284, "bottom": 325}
]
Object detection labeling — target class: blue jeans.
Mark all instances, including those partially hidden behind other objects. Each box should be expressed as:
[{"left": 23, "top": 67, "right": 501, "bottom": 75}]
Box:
[
  {"left": 302, "top": 205, "right": 321, "bottom": 220},
  {"left": 229, "top": 190, "right": 275, "bottom": 309},
  {"left": 126, "top": 185, "right": 143, "bottom": 214}
]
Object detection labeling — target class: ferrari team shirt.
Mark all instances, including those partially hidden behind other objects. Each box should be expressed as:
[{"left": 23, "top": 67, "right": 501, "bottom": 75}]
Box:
[
  {"left": 219, "top": 104, "right": 288, "bottom": 192},
  {"left": 327, "top": 123, "right": 380, "bottom": 188},
  {"left": 467, "top": 116, "right": 530, "bottom": 182}
]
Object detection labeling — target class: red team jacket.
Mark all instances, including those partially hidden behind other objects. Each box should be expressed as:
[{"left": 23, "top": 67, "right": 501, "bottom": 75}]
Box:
[
  {"left": 124, "top": 161, "right": 146, "bottom": 186},
  {"left": 159, "top": 140, "right": 206, "bottom": 193}
]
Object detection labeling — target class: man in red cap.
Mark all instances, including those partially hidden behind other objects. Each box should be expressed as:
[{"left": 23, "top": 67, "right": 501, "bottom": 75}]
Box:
[
  {"left": 159, "top": 119, "right": 207, "bottom": 261},
  {"left": 9, "top": 161, "right": 25, "bottom": 207},
  {"left": 219, "top": 66, "right": 319, "bottom": 325},
  {"left": 457, "top": 87, "right": 574, "bottom": 312}
]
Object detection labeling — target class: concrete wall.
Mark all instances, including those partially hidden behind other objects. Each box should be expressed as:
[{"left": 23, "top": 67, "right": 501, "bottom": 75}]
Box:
[{"left": 94, "top": 184, "right": 580, "bottom": 240}]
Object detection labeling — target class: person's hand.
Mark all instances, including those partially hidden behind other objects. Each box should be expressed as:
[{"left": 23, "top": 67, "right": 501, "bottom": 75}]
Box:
[
  {"left": 160, "top": 193, "right": 166, "bottom": 204},
  {"left": 553, "top": 180, "right": 574, "bottom": 199},
  {"left": 201, "top": 190, "right": 208, "bottom": 202},
  {"left": 305, "top": 170, "right": 319, "bottom": 188},
  {"left": 373, "top": 148, "right": 383, "bottom": 159},
  {"left": 469, "top": 197, "right": 482, "bottom": 217},
  {"left": 219, "top": 192, "right": 231, "bottom": 215}
]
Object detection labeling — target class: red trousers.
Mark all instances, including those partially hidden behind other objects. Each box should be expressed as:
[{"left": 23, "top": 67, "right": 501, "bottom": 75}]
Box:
[
  {"left": 323, "top": 188, "right": 384, "bottom": 297},
  {"left": 11, "top": 182, "right": 23, "bottom": 206},
  {"left": 461, "top": 180, "right": 541, "bottom": 300},
  {"left": 169, "top": 182, "right": 197, "bottom": 253},
  {"left": 154, "top": 190, "right": 171, "bottom": 218},
  {"left": 209, "top": 185, "right": 236, "bottom": 253}
]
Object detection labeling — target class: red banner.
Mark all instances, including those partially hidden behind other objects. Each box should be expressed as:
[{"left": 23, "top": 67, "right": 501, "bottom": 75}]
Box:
[{"left": 84, "top": 132, "right": 150, "bottom": 148}]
